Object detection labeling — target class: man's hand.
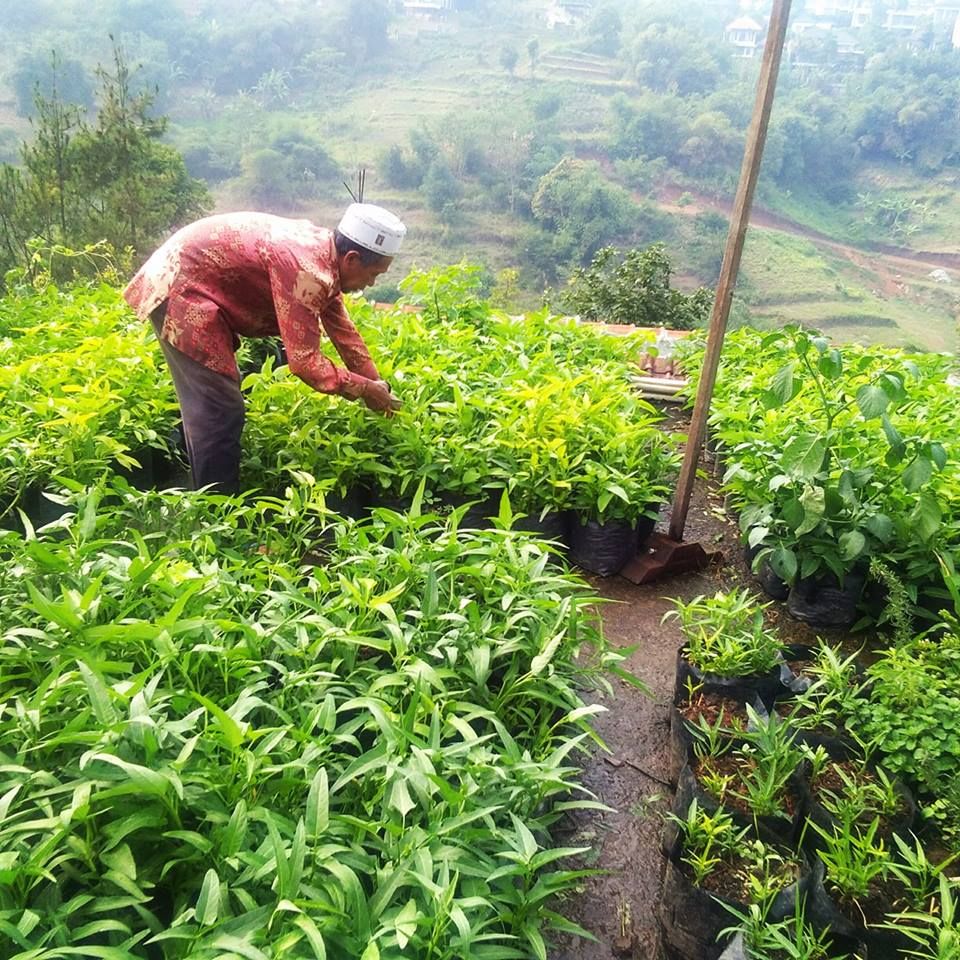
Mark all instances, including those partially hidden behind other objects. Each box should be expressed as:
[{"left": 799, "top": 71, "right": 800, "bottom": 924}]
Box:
[{"left": 362, "top": 379, "right": 403, "bottom": 416}]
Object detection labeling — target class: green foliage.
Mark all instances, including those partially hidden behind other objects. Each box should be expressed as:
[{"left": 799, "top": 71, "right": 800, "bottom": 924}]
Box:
[
  {"left": 557, "top": 243, "right": 712, "bottom": 329},
  {"left": 239, "top": 263, "right": 677, "bottom": 525},
  {"left": 422, "top": 158, "right": 463, "bottom": 215},
  {"left": 237, "top": 127, "right": 339, "bottom": 208},
  {"left": 608, "top": 92, "right": 691, "bottom": 163},
  {"left": 499, "top": 45, "right": 519, "bottom": 75},
  {"left": 531, "top": 159, "right": 639, "bottom": 264},
  {"left": 851, "top": 635, "right": 960, "bottom": 805},
  {"left": 665, "top": 588, "right": 785, "bottom": 677},
  {"left": 0, "top": 479, "right": 618, "bottom": 956},
  {"left": 0, "top": 281, "right": 176, "bottom": 512},
  {"left": 722, "top": 903, "right": 846, "bottom": 960},
  {"left": 849, "top": 48, "right": 960, "bottom": 171},
  {"left": 0, "top": 43, "right": 210, "bottom": 284},
  {"left": 690, "top": 326, "right": 955, "bottom": 618},
  {"left": 10, "top": 49, "right": 94, "bottom": 117},
  {"left": 625, "top": 23, "right": 727, "bottom": 96},
  {"left": 668, "top": 799, "right": 748, "bottom": 885}
]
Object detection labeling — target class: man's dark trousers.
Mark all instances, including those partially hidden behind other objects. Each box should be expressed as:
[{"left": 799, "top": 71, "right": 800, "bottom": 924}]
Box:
[{"left": 150, "top": 306, "right": 244, "bottom": 494}]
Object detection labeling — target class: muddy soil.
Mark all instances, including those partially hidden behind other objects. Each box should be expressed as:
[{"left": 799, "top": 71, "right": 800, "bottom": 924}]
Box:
[{"left": 550, "top": 422, "right": 823, "bottom": 960}]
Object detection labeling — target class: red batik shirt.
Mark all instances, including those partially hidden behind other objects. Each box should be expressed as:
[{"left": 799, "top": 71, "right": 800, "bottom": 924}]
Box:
[{"left": 123, "top": 212, "right": 378, "bottom": 398}]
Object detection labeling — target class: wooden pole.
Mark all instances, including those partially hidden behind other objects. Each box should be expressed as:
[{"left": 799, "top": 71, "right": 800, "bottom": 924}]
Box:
[{"left": 668, "top": 0, "right": 793, "bottom": 542}]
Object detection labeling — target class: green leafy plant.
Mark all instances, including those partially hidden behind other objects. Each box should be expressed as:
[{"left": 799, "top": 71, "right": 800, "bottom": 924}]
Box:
[
  {"left": 722, "top": 900, "right": 856, "bottom": 960},
  {"left": 735, "top": 706, "right": 805, "bottom": 819},
  {"left": 665, "top": 589, "right": 785, "bottom": 677},
  {"left": 686, "top": 326, "right": 956, "bottom": 625},
  {"left": 557, "top": 243, "right": 712, "bottom": 330},
  {"left": 811, "top": 816, "right": 891, "bottom": 902},
  {"left": 738, "top": 328, "right": 944, "bottom": 587},
  {"left": 0, "top": 480, "right": 627, "bottom": 957},
  {"left": 886, "top": 874, "right": 960, "bottom": 959},
  {"left": 668, "top": 799, "right": 750, "bottom": 885}
]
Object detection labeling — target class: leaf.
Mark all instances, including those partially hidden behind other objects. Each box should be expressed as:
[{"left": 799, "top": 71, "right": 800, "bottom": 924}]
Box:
[
  {"left": 781, "top": 497, "right": 804, "bottom": 529},
  {"left": 388, "top": 777, "right": 416, "bottom": 819},
  {"left": 305, "top": 768, "right": 329, "bottom": 839},
  {"left": 360, "top": 942, "right": 380, "bottom": 960},
  {"left": 763, "top": 362, "right": 797, "bottom": 408},
  {"left": 881, "top": 414, "right": 906, "bottom": 464},
  {"left": 781, "top": 434, "right": 826, "bottom": 480},
  {"left": 839, "top": 530, "right": 866, "bottom": 562},
  {"left": 511, "top": 813, "right": 538, "bottom": 861},
  {"left": 77, "top": 660, "right": 118, "bottom": 726},
  {"left": 0, "top": 784, "right": 22, "bottom": 821},
  {"left": 194, "top": 693, "right": 245, "bottom": 751},
  {"left": 818, "top": 349, "right": 842, "bottom": 380},
  {"left": 747, "top": 526, "right": 769, "bottom": 549},
  {"left": 26, "top": 581, "right": 82, "bottom": 631},
  {"left": 292, "top": 914, "right": 327, "bottom": 959},
  {"left": 196, "top": 868, "right": 221, "bottom": 927},
  {"left": 394, "top": 900, "right": 419, "bottom": 950},
  {"left": 531, "top": 631, "right": 563, "bottom": 676},
  {"left": 903, "top": 456, "right": 933, "bottom": 492},
  {"left": 78, "top": 487, "right": 101, "bottom": 540},
  {"left": 856, "top": 384, "right": 889, "bottom": 419},
  {"left": 911, "top": 491, "right": 942, "bottom": 541},
  {"left": 209, "top": 935, "right": 270, "bottom": 960},
  {"left": 929, "top": 442, "right": 948, "bottom": 471},
  {"left": 769, "top": 546, "right": 798, "bottom": 583},
  {"left": 865, "top": 514, "right": 894, "bottom": 543},
  {"left": 497, "top": 488, "right": 514, "bottom": 527},
  {"left": 81, "top": 753, "right": 176, "bottom": 797},
  {"left": 796, "top": 485, "right": 825, "bottom": 535}
]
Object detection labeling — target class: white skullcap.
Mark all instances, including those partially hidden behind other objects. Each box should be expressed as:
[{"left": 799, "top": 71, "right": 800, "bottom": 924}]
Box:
[{"left": 337, "top": 203, "right": 406, "bottom": 257}]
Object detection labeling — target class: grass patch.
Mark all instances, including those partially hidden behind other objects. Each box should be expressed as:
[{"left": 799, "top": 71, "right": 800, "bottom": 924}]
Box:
[
  {"left": 740, "top": 230, "right": 849, "bottom": 303},
  {"left": 756, "top": 180, "right": 861, "bottom": 241},
  {"left": 749, "top": 298, "right": 954, "bottom": 351}
]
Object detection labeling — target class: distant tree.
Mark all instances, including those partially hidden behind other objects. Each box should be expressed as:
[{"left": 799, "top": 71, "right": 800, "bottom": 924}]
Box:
[
  {"left": 608, "top": 92, "right": 689, "bottom": 163},
  {"left": 846, "top": 48, "right": 960, "bottom": 171},
  {"left": 238, "top": 128, "right": 338, "bottom": 207},
  {"left": 181, "top": 143, "right": 240, "bottom": 183},
  {"left": 253, "top": 69, "right": 292, "bottom": 109},
  {"left": 240, "top": 148, "right": 294, "bottom": 206},
  {"left": 21, "top": 65, "right": 85, "bottom": 239},
  {"left": 558, "top": 244, "right": 712, "bottom": 329},
  {"left": 423, "top": 159, "right": 462, "bottom": 214},
  {"left": 533, "top": 90, "right": 562, "bottom": 121},
  {"left": 531, "top": 158, "right": 636, "bottom": 263},
  {"left": 106, "top": 0, "right": 190, "bottom": 44},
  {"left": 678, "top": 111, "right": 741, "bottom": 176},
  {"left": 339, "top": 0, "right": 392, "bottom": 63},
  {"left": 500, "top": 46, "right": 520, "bottom": 76},
  {"left": 527, "top": 38, "right": 540, "bottom": 76},
  {"left": 11, "top": 51, "right": 94, "bottom": 118},
  {"left": 382, "top": 144, "right": 423, "bottom": 189},
  {"left": 0, "top": 42, "right": 210, "bottom": 282},
  {"left": 410, "top": 128, "right": 441, "bottom": 169},
  {"left": 627, "top": 24, "right": 726, "bottom": 96},
  {"left": 585, "top": 5, "right": 622, "bottom": 57},
  {"left": 788, "top": 28, "right": 838, "bottom": 70}
]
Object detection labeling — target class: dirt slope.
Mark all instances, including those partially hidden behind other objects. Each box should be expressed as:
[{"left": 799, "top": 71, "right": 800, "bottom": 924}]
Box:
[{"left": 655, "top": 184, "right": 960, "bottom": 298}]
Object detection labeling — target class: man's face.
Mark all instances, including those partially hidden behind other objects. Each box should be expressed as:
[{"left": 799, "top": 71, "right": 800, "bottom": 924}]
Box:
[{"left": 339, "top": 251, "right": 392, "bottom": 293}]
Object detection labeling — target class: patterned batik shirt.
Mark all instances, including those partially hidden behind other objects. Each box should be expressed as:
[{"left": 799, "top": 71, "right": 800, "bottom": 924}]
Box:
[{"left": 123, "top": 212, "right": 379, "bottom": 398}]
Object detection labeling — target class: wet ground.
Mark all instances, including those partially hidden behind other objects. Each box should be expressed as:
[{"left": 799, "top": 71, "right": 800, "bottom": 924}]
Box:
[{"left": 549, "top": 453, "right": 749, "bottom": 960}]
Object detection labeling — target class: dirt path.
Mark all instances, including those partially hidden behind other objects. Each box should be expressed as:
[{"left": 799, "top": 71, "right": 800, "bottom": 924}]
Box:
[
  {"left": 550, "top": 440, "right": 747, "bottom": 960},
  {"left": 655, "top": 184, "right": 959, "bottom": 296},
  {"left": 550, "top": 414, "right": 819, "bottom": 960}
]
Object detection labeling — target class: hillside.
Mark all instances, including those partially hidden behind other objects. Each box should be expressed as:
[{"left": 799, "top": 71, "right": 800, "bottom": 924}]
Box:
[{"left": 2, "top": 0, "right": 960, "bottom": 352}]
